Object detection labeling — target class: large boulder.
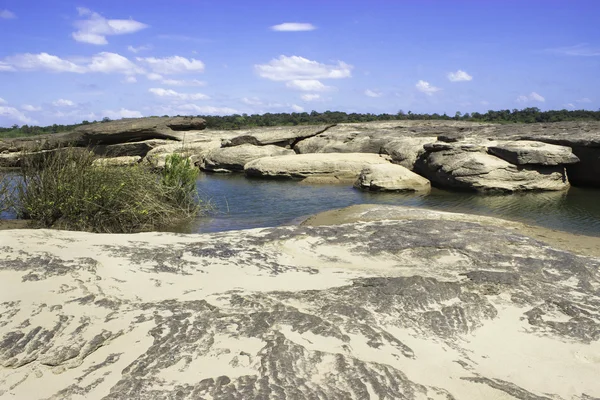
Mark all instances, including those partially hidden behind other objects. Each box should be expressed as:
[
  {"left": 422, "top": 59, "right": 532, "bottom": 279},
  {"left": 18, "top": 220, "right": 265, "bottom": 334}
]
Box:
[
  {"left": 0, "top": 205, "right": 598, "bottom": 399},
  {"left": 380, "top": 137, "right": 436, "bottom": 170},
  {"left": 416, "top": 142, "right": 570, "bottom": 192},
  {"left": 354, "top": 163, "right": 431, "bottom": 192},
  {"left": 144, "top": 140, "right": 221, "bottom": 168},
  {"left": 221, "top": 125, "right": 334, "bottom": 148},
  {"left": 487, "top": 140, "right": 579, "bottom": 166},
  {"left": 201, "top": 144, "right": 295, "bottom": 172},
  {"left": 91, "top": 139, "right": 172, "bottom": 158},
  {"left": 244, "top": 153, "right": 393, "bottom": 182}
]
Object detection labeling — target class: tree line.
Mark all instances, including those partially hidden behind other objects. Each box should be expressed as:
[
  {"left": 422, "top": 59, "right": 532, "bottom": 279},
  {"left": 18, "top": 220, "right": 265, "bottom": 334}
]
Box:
[{"left": 1, "top": 108, "right": 599, "bottom": 138}]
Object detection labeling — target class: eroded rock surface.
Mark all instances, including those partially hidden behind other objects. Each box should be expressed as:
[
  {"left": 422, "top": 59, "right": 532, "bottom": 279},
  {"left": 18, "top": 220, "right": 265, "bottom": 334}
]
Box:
[
  {"left": 1, "top": 205, "right": 599, "bottom": 399},
  {"left": 221, "top": 125, "right": 335, "bottom": 148},
  {"left": 487, "top": 140, "right": 580, "bottom": 166},
  {"left": 244, "top": 153, "right": 393, "bottom": 182},
  {"left": 201, "top": 144, "right": 295, "bottom": 172},
  {"left": 354, "top": 164, "right": 431, "bottom": 192}
]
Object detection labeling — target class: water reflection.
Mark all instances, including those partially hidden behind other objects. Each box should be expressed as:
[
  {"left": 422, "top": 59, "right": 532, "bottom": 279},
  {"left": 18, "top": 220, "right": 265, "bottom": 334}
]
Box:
[{"left": 177, "top": 172, "right": 600, "bottom": 236}]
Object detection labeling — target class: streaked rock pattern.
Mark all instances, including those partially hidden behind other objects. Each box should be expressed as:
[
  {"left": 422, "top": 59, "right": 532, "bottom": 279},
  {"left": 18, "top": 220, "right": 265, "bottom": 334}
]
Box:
[{"left": 1, "top": 206, "right": 599, "bottom": 399}]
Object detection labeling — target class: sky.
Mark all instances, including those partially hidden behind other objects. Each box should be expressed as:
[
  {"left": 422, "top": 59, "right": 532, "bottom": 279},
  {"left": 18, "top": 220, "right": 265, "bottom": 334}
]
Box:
[{"left": 0, "top": 0, "right": 599, "bottom": 127}]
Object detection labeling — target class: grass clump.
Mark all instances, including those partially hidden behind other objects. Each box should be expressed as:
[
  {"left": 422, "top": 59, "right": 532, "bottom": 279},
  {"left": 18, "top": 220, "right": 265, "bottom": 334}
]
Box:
[{"left": 14, "top": 147, "right": 203, "bottom": 233}]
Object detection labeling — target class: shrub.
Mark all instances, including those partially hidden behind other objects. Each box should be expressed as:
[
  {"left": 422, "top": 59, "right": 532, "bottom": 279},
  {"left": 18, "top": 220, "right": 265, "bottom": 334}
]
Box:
[
  {"left": 0, "top": 172, "right": 14, "bottom": 214},
  {"left": 14, "top": 147, "right": 203, "bottom": 233},
  {"left": 161, "top": 153, "right": 200, "bottom": 211}
]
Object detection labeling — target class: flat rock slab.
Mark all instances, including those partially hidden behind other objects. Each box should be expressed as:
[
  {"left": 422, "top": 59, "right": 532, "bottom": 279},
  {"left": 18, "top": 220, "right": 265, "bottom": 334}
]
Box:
[
  {"left": 488, "top": 140, "right": 579, "bottom": 166},
  {"left": 354, "top": 163, "right": 431, "bottom": 192},
  {"left": 202, "top": 144, "right": 295, "bottom": 172},
  {"left": 244, "top": 152, "right": 393, "bottom": 181},
  {"left": 0, "top": 206, "right": 599, "bottom": 399},
  {"left": 221, "top": 124, "right": 335, "bottom": 148}
]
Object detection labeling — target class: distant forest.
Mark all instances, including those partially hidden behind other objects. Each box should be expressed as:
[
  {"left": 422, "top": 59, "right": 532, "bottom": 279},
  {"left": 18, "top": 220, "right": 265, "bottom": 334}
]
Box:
[{"left": 1, "top": 107, "right": 599, "bottom": 138}]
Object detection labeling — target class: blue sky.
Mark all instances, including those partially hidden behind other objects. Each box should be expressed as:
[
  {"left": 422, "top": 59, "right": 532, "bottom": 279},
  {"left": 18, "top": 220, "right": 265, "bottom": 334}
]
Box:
[{"left": 0, "top": 0, "right": 599, "bottom": 126}]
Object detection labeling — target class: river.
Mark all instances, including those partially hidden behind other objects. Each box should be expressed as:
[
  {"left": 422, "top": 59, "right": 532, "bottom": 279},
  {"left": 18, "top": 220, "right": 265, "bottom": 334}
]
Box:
[{"left": 168, "top": 172, "right": 600, "bottom": 236}]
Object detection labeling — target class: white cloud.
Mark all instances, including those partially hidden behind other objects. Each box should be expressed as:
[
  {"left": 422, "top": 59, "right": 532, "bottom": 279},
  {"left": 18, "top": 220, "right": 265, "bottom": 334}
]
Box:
[
  {"left": 447, "top": 69, "right": 473, "bottom": 82},
  {"left": 87, "top": 52, "right": 143, "bottom": 74},
  {"left": 72, "top": 8, "right": 148, "bottom": 45},
  {"left": 285, "top": 79, "right": 333, "bottom": 91},
  {"left": 301, "top": 94, "right": 321, "bottom": 101},
  {"left": 270, "top": 22, "right": 316, "bottom": 32},
  {"left": 123, "top": 76, "right": 137, "bottom": 83},
  {"left": 0, "top": 106, "right": 35, "bottom": 124},
  {"left": 415, "top": 80, "right": 441, "bottom": 95},
  {"left": 577, "top": 97, "right": 592, "bottom": 103},
  {"left": 21, "top": 104, "right": 42, "bottom": 112},
  {"left": 137, "top": 56, "right": 205, "bottom": 75},
  {"left": 0, "top": 62, "right": 15, "bottom": 71},
  {"left": 0, "top": 9, "right": 16, "bottom": 19},
  {"left": 291, "top": 104, "right": 304, "bottom": 112},
  {"left": 545, "top": 44, "right": 600, "bottom": 57},
  {"left": 564, "top": 103, "right": 575, "bottom": 109},
  {"left": 516, "top": 92, "right": 545, "bottom": 103},
  {"left": 101, "top": 108, "right": 143, "bottom": 119},
  {"left": 169, "top": 104, "right": 239, "bottom": 115},
  {"left": 364, "top": 89, "right": 382, "bottom": 98},
  {"left": 255, "top": 55, "right": 353, "bottom": 81},
  {"left": 0, "top": 97, "right": 6, "bottom": 104},
  {"left": 3, "top": 53, "right": 86, "bottom": 73},
  {"left": 149, "top": 88, "right": 209, "bottom": 101},
  {"left": 52, "top": 99, "right": 76, "bottom": 107},
  {"left": 146, "top": 73, "right": 163, "bottom": 81},
  {"left": 161, "top": 78, "right": 205, "bottom": 86},
  {"left": 127, "top": 44, "right": 152, "bottom": 53},
  {"left": 242, "top": 97, "right": 263, "bottom": 106}
]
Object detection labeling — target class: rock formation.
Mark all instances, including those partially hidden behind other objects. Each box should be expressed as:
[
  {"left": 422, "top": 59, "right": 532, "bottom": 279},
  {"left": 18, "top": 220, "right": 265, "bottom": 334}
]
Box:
[
  {"left": 202, "top": 144, "right": 295, "bottom": 172},
  {"left": 0, "top": 205, "right": 598, "bottom": 399},
  {"left": 354, "top": 164, "right": 431, "bottom": 192}
]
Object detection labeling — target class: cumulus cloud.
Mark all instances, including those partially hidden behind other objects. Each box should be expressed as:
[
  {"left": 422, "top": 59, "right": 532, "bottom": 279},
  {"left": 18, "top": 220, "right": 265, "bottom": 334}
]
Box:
[
  {"left": 88, "top": 52, "right": 143, "bottom": 74},
  {"left": 0, "top": 106, "right": 35, "bottom": 124},
  {"left": 3, "top": 53, "right": 86, "bottom": 73},
  {"left": 101, "top": 108, "right": 143, "bottom": 119},
  {"left": 256, "top": 55, "right": 352, "bottom": 81},
  {"left": 364, "top": 89, "right": 382, "bottom": 98},
  {"left": 285, "top": 79, "right": 333, "bottom": 92},
  {"left": 137, "top": 56, "right": 205, "bottom": 75},
  {"left": 0, "top": 62, "right": 15, "bottom": 71},
  {"left": 447, "top": 69, "right": 473, "bottom": 82},
  {"left": 161, "top": 78, "right": 205, "bottom": 86},
  {"left": 123, "top": 76, "right": 137, "bottom": 83},
  {"left": 516, "top": 92, "right": 545, "bottom": 103},
  {"left": 415, "top": 80, "right": 441, "bottom": 95},
  {"left": 52, "top": 99, "right": 76, "bottom": 107},
  {"left": 0, "top": 9, "right": 16, "bottom": 19},
  {"left": 72, "top": 8, "right": 148, "bottom": 45},
  {"left": 149, "top": 88, "right": 209, "bottom": 101},
  {"left": 127, "top": 44, "right": 152, "bottom": 53},
  {"left": 301, "top": 94, "right": 321, "bottom": 101},
  {"left": 21, "top": 104, "right": 42, "bottom": 111},
  {"left": 270, "top": 23, "right": 316, "bottom": 32},
  {"left": 577, "top": 97, "right": 592, "bottom": 103},
  {"left": 0, "top": 97, "right": 6, "bottom": 104},
  {"left": 166, "top": 104, "right": 239, "bottom": 115},
  {"left": 291, "top": 104, "right": 304, "bottom": 112}
]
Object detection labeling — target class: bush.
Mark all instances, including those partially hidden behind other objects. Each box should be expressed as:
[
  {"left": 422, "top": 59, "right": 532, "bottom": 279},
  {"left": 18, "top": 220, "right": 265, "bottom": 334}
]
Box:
[
  {"left": 0, "top": 172, "right": 14, "bottom": 214},
  {"left": 14, "top": 147, "right": 203, "bottom": 233}
]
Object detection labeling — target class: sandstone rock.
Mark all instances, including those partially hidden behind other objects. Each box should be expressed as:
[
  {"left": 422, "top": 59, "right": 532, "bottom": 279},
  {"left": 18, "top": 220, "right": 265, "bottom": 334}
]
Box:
[
  {"left": 0, "top": 152, "right": 21, "bottom": 168},
  {"left": 145, "top": 140, "right": 221, "bottom": 168},
  {"left": 92, "top": 156, "right": 141, "bottom": 167},
  {"left": 201, "top": 144, "right": 295, "bottom": 172},
  {"left": 221, "top": 124, "right": 334, "bottom": 148},
  {"left": 91, "top": 139, "right": 171, "bottom": 158},
  {"left": 417, "top": 143, "right": 569, "bottom": 192},
  {"left": 244, "top": 153, "right": 393, "bottom": 181},
  {"left": 0, "top": 206, "right": 598, "bottom": 399},
  {"left": 380, "top": 137, "right": 437, "bottom": 170},
  {"left": 488, "top": 140, "right": 580, "bottom": 166},
  {"left": 354, "top": 163, "right": 431, "bottom": 192}
]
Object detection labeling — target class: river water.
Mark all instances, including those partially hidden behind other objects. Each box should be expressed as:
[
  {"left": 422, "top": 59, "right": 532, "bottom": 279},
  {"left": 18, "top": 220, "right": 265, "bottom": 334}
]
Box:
[{"left": 173, "top": 172, "right": 600, "bottom": 236}]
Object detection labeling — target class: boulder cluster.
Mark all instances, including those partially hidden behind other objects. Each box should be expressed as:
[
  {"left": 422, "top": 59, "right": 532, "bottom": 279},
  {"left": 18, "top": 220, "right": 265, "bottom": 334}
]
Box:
[{"left": 2, "top": 117, "right": 599, "bottom": 192}]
